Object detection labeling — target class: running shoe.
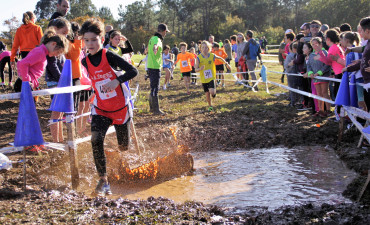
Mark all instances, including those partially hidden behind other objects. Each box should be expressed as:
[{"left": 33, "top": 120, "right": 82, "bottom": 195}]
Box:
[
  {"left": 24, "top": 145, "right": 43, "bottom": 153},
  {"left": 95, "top": 179, "right": 112, "bottom": 196},
  {"left": 208, "top": 106, "right": 214, "bottom": 112},
  {"left": 163, "top": 84, "right": 167, "bottom": 90}
]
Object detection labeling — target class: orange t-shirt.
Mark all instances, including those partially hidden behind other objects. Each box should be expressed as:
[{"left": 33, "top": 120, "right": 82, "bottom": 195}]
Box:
[
  {"left": 190, "top": 53, "right": 197, "bottom": 66},
  {"left": 66, "top": 39, "right": 83, "bottom": 79},
  {"left": 175, "top": 52, "right": 195, "bottom": 72},
  {"left": 213, "top": 49, "right": 227, "bottom": 65}
]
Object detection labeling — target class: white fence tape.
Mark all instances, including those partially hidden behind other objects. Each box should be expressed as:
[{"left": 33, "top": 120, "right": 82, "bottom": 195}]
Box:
[
  {"left": 267, "top": 80, "right": 335, "bottom": 104},
  {"left": 267, "top": 70, "right": 342, "bottom": 83},
  {"left": 0, "top": 85, "right": 91, "bottom": 100},
  {"left": 261, "top": 54, "right": 279, "bottom": 57},
  {"left": 343, "top": 106, "right": 370, "bottom": 143}
]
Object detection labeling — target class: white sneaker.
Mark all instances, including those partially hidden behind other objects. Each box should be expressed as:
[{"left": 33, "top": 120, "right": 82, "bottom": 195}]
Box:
[{"left": 163, "top": 84, "right": 167, "bottom": 90}]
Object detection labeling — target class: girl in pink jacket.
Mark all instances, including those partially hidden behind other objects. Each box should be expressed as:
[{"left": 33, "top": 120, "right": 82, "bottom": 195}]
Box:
[
  {"left": 17, "top": 29, "right": 70, "bottom": 89},
  {"left": 314, "top": 29, "right": 345, "bottom": 107}
]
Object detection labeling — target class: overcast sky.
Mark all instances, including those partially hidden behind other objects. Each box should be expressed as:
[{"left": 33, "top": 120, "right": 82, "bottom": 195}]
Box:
[{"left": 0, "top": 0, "right": 136, "bottom": 32}]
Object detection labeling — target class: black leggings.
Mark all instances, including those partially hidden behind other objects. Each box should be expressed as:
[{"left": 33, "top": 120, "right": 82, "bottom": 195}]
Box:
[
  {"left": 14, "top": 51, "right": 30, "bottom": 92},
  {"left": 0, "top": 56, "right": 12, "bottom": 83},
  {"left": 91, "top": 115, "right": 131, "bottom": 177},
  {"left": 334, "top": 73, "right": 343, "bottom": 113}
]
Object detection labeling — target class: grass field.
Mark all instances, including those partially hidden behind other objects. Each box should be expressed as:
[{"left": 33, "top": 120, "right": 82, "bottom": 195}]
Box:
[{"left": 130, "top": 53, "right": 287, "bottom": 116}]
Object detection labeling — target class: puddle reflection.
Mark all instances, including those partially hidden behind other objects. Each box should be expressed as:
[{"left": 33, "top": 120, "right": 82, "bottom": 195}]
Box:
[{"left": 113, "top": 146, "right": 356, "bottom": 208}]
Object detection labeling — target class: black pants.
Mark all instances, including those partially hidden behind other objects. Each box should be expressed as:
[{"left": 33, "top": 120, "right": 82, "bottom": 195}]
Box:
[
  {"left": 148, "top": 68, "right": 160, "bottom": 96},
  {"left": 364, "top": 89, "right": 370, "bottom": 112},
  {"left": 91, "top": 115, "right": 131, "bottom": 177},
  {"left": 0, "top": 56, "right": 12, "bottom": 83},
  {"left": 14, "top": 51, "right": 30, "bottom": 92},
  {"left": 334, "top": 73, "right": 343, "bottom": 113}
]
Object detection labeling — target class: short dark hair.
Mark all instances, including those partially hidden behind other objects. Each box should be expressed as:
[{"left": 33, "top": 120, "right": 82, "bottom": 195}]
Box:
[
  {"left": 163, "top": 45, "right": 170, "bottom": 51},
  {"left": 311, "top": 37, "right": 323, "bottom": 45},
  {"left": 57, "top": 0, "right": 68, "bottom": 5},
  {"left": 311, "top": 20, "right": 322, "bottom": 26},
  {"left": 48, "top": 17, "right": 71, "bottom": 31},
  {"left": 80, "top": 18, "right": 105, "bottom": 37},
  {"left": 71, "top": 22, "right": 80, "bottom": 33},
  {"left": 290, "top": 41, "right": 298, "bottom": 50},
  {"left": 158, "top": 23, "right": 169, "bottom": 32},
  {"left": 296, "top": 33, "right": 304, "bottom": 41},
  {"left": 332, "top": 27, "right": 340, "bottom": 33},
  {"left": 304, "top": 23, "right": 311, "bottom": 30},
  {"left": 213, "top": 42, "right": 220, "bottom": 48},
  {"left": 303, "top": 42, "right": 313, "bottom": 54},
  {"left": 230, "top": 35, "right": 237, "bottom": 41},
  {"left": 360, "top": 17, "right": 370, "bottom": 31},
  {"left": 286, "top": 33, "right": 295, "bottom": 41},
  {"left": 340, "top": 23, "right": 352, "bottom": 32},
  {"left": 179, "top": 42, "right": 187, "bottom": 49},
  {"left": 246, "top": 30, "right": 253, "bottom": 38},
  {"left": 325, "top": 29, "right": 340, "bottom": 43}
]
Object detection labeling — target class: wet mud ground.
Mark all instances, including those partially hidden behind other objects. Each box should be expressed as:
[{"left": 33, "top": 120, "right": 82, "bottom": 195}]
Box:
[{"left": 1, "top": 70, "right": 370, "bottom": 224}]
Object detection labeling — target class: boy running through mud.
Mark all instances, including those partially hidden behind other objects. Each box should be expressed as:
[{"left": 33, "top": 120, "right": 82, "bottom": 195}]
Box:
[
  {"left": 80, "top": 18, "right": 138, "bottom": 196},
  {"left": 195, "top": 41, "right": 230, "bottom": 112}
]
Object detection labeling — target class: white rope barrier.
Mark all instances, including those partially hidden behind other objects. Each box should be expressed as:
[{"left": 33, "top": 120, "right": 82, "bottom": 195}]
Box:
[
  {"left": 261, "top": 54, "right": 279, "bottom": 57},
  {"left": 343, "top": 106, "right": 370, "bottom": 143},
  {"left": 47, "top": 83, "right": 140, "bottom": 126},
  {"left": 267, "top": 80, "right": 335, "bottom": 104},
  {"left": 267, "top": 70, "right": 342, "bottom": 83},
  {"left": 0, "top": 85, "right": 91, "bottom": 100}
]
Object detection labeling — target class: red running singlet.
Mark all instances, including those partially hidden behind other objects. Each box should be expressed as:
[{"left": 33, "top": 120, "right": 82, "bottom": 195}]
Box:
[{"left": 86, "top": 49, "right": 129, "bottom": 125}]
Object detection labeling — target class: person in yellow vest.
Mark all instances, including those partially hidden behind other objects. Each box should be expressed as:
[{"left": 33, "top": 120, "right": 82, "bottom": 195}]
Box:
[
  {"left": 195, "top": 41, "right": 231, "bottom": 112},
  {"left": 173, "top": 42, "right": 196, "bottom": 94}
]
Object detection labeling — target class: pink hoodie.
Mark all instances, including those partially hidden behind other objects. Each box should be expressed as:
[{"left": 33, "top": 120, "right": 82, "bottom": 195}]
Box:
[
  {"left": 319, "top": 44, "right": 344, "bottom": 75},
  {"left": 0, "top": 51, "right": 11, "bottom": 62},
  {"left": 17, "top": 44, "right": 49, "bottom": 88}
]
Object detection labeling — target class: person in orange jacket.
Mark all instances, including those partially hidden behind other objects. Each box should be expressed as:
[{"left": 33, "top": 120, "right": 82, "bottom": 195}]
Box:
[
  {"left": 212, "top": 43, "right": 228, "bottom": 87},
  {"left": 66, "top": 22, "right": 91, "bottom": 136},
  {"left": 11, "top": 11, "right": 43, "bottom": 92}
]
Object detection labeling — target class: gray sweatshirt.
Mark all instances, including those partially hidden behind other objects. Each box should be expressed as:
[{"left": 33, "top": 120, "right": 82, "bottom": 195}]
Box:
[
  {"left": 284, "top": 53, "right": 296, "bottom": 74},
  {"left": 306, "top": 51, "right": 331, "bottom": 77},
  {"left": 236, "top": 41, "right": 247, "bottom": 61}
]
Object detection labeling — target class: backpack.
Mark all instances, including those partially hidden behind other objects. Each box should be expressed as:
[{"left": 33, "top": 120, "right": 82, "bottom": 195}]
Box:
[{"left": 248, "top": 39, "right": 260, "bottom": 60}]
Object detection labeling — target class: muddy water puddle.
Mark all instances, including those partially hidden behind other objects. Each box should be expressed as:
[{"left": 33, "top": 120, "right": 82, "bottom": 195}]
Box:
[{"left": 112, "top": 146, "right": 356, "bottom": 209}]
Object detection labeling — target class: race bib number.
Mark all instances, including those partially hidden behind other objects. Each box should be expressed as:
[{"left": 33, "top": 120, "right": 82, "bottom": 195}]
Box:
[
  {"left": 95, "top": 79, "right": 117, "bottom": 100},
  {"left": 204, "top": 69, "right": 213, "bottom": 79},
  {"left": 181, "top": 60, "right": 188, "bottom": 68}
]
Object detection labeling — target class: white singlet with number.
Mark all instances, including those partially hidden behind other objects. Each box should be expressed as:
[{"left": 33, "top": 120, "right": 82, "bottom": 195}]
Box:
[
  {"left": 95, "top": 79, "right": 117, "bottom": 100},
  {"left": 204, "top": 69, "right": 213, "bottom": 79},
  {"left": 181, "top": 60, "right": 188, "bottom": 67}
]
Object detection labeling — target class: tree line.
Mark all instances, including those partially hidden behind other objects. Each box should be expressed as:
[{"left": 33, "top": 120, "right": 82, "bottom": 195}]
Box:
[{"left": 1, "top": 0, "right": 369, "bottom": 52}]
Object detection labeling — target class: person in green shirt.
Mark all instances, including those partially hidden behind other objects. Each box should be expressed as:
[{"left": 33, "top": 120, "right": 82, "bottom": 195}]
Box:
[{"left": 147, "top": 23, "right": 169, "bottom": 115}]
